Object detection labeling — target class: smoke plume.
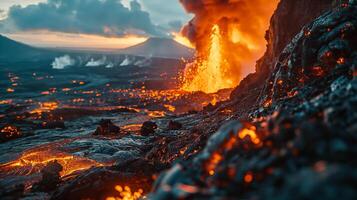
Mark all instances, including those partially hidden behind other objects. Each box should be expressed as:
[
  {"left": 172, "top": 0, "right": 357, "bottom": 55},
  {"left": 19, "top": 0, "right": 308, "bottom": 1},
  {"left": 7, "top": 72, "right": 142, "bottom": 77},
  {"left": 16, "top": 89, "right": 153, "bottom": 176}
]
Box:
[{"left": 179, "top": 0, "right": 279, "bottom": 78}]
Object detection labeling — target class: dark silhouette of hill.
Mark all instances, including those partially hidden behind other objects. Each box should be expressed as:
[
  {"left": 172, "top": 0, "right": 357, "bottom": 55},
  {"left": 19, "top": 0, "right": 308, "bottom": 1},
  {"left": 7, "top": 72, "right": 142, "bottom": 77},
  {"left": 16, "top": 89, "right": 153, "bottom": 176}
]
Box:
[
  {"left": 0, "top": 34, "right": 51, "bottom": 62},
  {"left": 118, "top": 37, "right": 194, "bottom": 59}
]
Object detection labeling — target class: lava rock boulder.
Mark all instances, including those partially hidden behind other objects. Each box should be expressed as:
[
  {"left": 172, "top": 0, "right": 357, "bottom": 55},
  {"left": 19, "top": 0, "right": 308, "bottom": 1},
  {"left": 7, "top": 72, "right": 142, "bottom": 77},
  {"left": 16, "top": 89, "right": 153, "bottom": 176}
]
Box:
[
  {"left": 168, "top": 120, "right": 183, "bottom": 130},
  {"left": 93, "top": 119, "right": 121, "bottom": 136},
  {"left": 140, "top": 121, "right": 158, "bottom": 136}
]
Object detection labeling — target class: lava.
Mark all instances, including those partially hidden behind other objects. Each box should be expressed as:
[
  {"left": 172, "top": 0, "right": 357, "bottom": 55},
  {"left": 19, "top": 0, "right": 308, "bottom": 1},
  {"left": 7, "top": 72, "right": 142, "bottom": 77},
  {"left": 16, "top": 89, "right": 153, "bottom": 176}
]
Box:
[
  {"left": 0, "top": 149, "right": 105, "bottom": 178},
  {"left": 179, "top": 0, "right": 279, "bottom": 93},
  {"left": 181, "top": 25, "right": 234, "bottom": 93},
  {"left": 30, "top": 101, "right": 59, "bottom": 115}
]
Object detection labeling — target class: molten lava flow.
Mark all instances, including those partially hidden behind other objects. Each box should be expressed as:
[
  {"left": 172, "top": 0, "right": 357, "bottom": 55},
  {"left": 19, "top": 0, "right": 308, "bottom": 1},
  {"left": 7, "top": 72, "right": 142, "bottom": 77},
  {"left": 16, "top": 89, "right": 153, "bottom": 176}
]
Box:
[
  {"left": 30, "top": 101, "right": 59, "bottom": 114},
  {"left": 0, "top": 149, "right": 105, "bottom": 177},
  {"left": 106, "top": 185, "right": 144, "bottom": 200},
  {"left": 182, "top": 25, "right": 233, "bottom": 93},
  {"left": 179, "top": 0, "right": 280, "bottom": 93}
]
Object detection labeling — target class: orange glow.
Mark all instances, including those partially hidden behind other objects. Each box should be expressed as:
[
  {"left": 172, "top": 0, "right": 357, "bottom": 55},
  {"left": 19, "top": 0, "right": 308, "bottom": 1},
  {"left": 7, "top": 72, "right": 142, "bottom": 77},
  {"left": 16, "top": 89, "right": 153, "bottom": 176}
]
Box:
[
  {"left": 337, "top": 57, "right": 345, "bottom": 65},
  {"left": 106, "top": 185, "right": 144, "bottom": 200},
  {"left": 244, "top": 172, "right": 254, "bottom": 183},
  {"left": 30, "top": 102, "right": 58, "bottom": 114},
  {"left": 164, "top": 104, "right": 176, "bottom": 112},
  {"left": 147, "top": 110, "right": 166, "bottom": 118},
  {"left": 0, "top": 149, "right": 105, "bottom": 177},
  {"left": 211, "top": 96, "right": 218, "bottom": 106},
  {"left": 5, "top": 31, "right": 148, "bottom": 50},
  {"left": 121, "top": 124, "right": 142, "bottom": 132},
  {"left": 0, "top": 125, "right": 21, "bottom": 138},
  {"left": 0, "top": 99, "right": 12, "bottom": 105},
  {"left": 180, "top": 0, "right": 279, "bottom": 93},
  {"left": 181, "top": 25, "right": 234, "bottom": 93},
  {"left": 7, "top": 88, "right": 15, "bottom": 93},
  {"left": 205, "top": 124, "right": 262, "bottom": 175},
  {"left": 239, "top": 127, "right": 261, "bottom": 145},
  {"left": 172, "top": 32, "right": 195, "bottom": 48}
]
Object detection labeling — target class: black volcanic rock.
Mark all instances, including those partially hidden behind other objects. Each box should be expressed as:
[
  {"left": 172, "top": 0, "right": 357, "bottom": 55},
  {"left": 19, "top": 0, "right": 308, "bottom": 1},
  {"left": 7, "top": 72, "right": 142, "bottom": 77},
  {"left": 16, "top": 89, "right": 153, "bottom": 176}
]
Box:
[
  {"left": 33, "top": 161, "right": 63, "bottom": 192},
  {"left": 230, "top": 0, "right": 334, "bottom": 100},
  {"left": 258, "top": 2, "right": 357, "bottom": 112},
  {"left": 149, "top": 2, "right": 357, "bottom": 200},
  {"left": 93, "top": 119, "right": 121, "bottom": 136},
  {"left": 140, "top": 121, "right": 158, "bottom": 136},
  {"left": 168, "top": 120, "right": 183, "bottom": 130}
]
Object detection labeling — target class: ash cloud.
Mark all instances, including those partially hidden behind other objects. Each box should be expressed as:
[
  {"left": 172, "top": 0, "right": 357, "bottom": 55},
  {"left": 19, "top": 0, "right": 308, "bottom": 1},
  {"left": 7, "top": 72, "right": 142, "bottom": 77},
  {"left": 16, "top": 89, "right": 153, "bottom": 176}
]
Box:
[
  {"left": 2, "top": 0, "right": 164, "bottom": 37},
  {"left": 179, "top": 0, "right": 279, "bottom": 49}
]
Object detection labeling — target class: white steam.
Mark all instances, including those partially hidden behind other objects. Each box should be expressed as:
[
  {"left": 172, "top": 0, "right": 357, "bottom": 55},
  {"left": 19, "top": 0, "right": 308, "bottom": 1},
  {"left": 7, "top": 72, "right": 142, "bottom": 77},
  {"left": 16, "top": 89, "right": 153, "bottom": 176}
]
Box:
[
  {"left": 85, "top": 57, "right": 107, "bottom": 67},
  {"left": 119, "top": 55, "right": 152, "bottom": 67},
  {"left": 52, "top": 55, "right": 75, "bottom": 69}
]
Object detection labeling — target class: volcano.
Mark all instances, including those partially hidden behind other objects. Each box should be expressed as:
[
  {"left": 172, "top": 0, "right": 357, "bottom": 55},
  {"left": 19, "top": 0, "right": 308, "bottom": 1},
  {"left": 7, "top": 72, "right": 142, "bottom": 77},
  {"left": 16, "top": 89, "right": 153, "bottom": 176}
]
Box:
[
  {"left": 0, "top": 1, "right": 356, "bottom": 200},
  {"left": 118, "top": 37, "right": 195, "bottom": 59}
]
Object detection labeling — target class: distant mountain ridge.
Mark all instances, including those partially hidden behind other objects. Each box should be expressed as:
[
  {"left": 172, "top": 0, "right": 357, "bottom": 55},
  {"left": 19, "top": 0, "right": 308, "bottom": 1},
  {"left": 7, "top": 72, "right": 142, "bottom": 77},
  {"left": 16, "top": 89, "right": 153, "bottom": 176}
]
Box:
[
  {"left": 118, "top": 37, "right": 194, "bottom": 59},
  {"left": 0, "top": 34, "right": 48, "bottom": 62},
  {"left": 0, "top": 35, "right": 194, "bottom": 64}
]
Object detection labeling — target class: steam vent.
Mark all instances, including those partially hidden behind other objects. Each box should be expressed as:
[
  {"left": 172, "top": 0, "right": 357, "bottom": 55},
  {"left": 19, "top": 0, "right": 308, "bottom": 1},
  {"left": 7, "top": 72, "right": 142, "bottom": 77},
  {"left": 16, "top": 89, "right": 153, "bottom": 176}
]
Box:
[{"left": 0, "top": 0, "right": 356, "bottom": 200}]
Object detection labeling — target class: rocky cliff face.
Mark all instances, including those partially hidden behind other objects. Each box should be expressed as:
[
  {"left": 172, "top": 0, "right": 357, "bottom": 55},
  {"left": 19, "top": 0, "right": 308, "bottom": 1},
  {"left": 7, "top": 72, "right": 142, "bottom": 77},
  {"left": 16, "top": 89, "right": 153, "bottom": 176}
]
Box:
[
  {"left": 259, "top": 0, "right": 334, "bottom": 74},
  {"left": 149, "top": 1, "right": 356, "bottom": 199},
  {"left": 230, "top": 0, "right": 334, "bottom": 100}
]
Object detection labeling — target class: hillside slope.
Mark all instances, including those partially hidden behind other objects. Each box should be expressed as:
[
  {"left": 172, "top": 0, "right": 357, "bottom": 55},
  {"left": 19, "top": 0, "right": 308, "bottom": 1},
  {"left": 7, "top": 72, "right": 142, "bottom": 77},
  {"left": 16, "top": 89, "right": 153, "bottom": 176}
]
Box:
[{"left": 119, "top": 37, "right": 194, "bottom": 59}]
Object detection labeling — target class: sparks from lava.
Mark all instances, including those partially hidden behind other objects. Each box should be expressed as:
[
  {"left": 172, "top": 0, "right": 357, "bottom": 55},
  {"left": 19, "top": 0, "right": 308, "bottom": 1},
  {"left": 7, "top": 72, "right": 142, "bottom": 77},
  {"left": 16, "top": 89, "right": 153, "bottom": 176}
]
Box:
[{"left": 106, "top": 185, "right": 144, "bottom": 200}]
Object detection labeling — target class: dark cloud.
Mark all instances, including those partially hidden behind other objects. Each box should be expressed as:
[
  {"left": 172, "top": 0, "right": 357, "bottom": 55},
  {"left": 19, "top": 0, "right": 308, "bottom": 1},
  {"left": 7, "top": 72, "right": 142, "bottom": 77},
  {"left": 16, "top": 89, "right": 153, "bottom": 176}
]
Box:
[
  {"left": 3, "top": 0, "right": 164, "bottom": 36},
  {"left": 138, "top": 0, "right": 191, "bottom": 30}
]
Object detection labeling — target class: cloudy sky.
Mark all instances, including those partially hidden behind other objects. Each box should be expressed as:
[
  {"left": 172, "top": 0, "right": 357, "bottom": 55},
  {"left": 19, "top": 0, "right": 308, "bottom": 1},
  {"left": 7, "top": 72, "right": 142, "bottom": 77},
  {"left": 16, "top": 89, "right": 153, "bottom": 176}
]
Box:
[{"left": 0, "top": 0, "right": 191, "bottom": 49}]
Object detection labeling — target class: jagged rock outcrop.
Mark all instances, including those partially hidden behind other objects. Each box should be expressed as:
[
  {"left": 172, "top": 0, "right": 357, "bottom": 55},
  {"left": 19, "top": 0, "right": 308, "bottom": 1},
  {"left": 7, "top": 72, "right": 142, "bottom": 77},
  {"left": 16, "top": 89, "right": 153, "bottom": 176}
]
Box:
[
  {"left": 149, "top": 2, "right": 357, "bottom": 199},
  {"left": 230, "top": 0, "right": 334, "bottom": 101},
  {"left": 258, "top": 2, "right": 357, "bottom": 111}
]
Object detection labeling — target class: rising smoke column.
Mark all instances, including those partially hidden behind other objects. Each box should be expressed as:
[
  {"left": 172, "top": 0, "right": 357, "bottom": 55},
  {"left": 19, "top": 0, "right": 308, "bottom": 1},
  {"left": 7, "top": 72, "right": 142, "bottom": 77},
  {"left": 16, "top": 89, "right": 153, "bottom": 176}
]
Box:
[{"left": 179, "top": 0, "right": 279, "bottom": 93}]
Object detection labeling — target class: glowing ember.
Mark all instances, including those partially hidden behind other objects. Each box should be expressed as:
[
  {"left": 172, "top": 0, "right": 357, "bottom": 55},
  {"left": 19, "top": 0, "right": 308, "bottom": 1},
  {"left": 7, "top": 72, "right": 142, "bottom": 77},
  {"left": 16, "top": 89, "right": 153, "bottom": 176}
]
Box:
[
  {"left": 121, "top": 124, "right": 142, "bottom": 132},
  {"left": 106, "top": 185, "right": 144, "bottom": 200},
  {"left": 205, "top": 124, "right": 261, "bottom": 175},
  {"left": 244, "top": 172, "right": 254, "bottom": 183},
  {"left": 0, "top": 125, "right": 21, "bottom": 139},
  {"left": 147, "top": 111, "right": 166, "bottom": 118},
  {"left": 7, "top": 88, "right": 15, "bottom": 93},
  {"left": 164, "top": 104, "right": 176, "bottom": 112},
  {"left": 30, "top": 101, "right": 59, "bottom": 114},
  {"left": 239, "top": 127, "right": 261, "bottom": 145}
]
